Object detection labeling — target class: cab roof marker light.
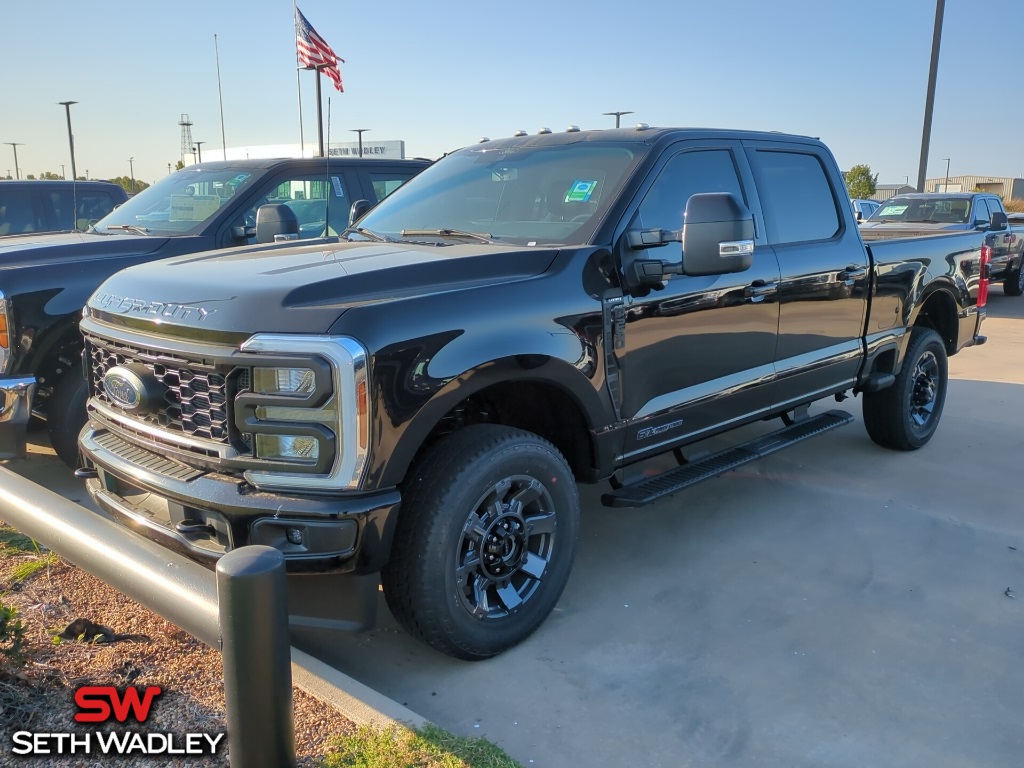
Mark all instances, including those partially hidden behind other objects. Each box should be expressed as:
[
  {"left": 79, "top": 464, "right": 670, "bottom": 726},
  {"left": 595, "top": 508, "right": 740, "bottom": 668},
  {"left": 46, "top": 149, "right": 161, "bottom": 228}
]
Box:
[
  {"left": 513, "top": 130, "right": 528, "bottom": 137},
  {"left": 635, "top": 123, "right": 650, "bottom": 131},
  {"left": 537, "top": 127, "right": 552, "bottom": 135},
  {"left": 478, "top": 137, "right": 490, "bottom": 143},
  {"left": 566, "top": 125, "right": 580, "bottom": 133}
]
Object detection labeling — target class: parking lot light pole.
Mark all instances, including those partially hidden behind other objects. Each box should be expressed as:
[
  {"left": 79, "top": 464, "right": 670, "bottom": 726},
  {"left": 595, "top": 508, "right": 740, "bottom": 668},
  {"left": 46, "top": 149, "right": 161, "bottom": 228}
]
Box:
[
  {"left": 350, "top": 128, "right": 370, "bottom": 157},
  {"left": 194, "top": 141, "right": 205, "bottom": 163},
  {"left": 602, "top": 111, "right": 634, "bottom": 129},
  {"left": 942, "top": 158, "right": 950, "bottom": 192},
  {"left": 128, "top": 157, "right": 135, "bottom": 194},
  {"left": 58, "top": 101, "right": 78, "bottom": 182},
  {"left": 4, "top": 142, "right": 23, "bottom": 180}
]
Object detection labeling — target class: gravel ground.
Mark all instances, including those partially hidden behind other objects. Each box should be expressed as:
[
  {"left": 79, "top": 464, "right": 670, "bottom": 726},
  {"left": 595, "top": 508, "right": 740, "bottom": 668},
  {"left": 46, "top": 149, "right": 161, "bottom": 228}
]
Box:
[{"left": 0, "top": 553, "right": 357, "bottom": 767}]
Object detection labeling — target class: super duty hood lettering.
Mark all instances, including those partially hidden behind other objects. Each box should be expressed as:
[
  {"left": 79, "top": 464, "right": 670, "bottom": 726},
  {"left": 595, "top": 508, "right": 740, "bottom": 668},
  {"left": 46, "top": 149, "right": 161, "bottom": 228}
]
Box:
[{"left": 91, "top": 293, "right": 218, "bottom": 322}]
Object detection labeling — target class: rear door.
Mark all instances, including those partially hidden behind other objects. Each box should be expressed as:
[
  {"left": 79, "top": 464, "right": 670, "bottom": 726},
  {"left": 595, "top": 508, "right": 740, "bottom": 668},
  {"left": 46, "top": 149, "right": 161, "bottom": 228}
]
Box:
[{"left": 744, "top": 141, "right": 869, "bottom": 409}]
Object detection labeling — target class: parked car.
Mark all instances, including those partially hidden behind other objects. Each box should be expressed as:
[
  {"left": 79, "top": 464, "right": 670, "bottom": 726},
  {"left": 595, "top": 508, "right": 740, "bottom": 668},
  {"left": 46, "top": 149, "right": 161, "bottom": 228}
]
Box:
[
  {"left": 851, "top": 198, "right": 879, "bottom": 222},
  {"left": 0, "top": 157, "right": 430, "bottom": 466},
  {"left": 861, "top": 192, "right": 1024, "bottom": 295},
  {"left": 0, "top": 180, "right": 128, "bottom": 236},
  {"left": 75, "top": 126, "right": 989, "bottom": 660}
]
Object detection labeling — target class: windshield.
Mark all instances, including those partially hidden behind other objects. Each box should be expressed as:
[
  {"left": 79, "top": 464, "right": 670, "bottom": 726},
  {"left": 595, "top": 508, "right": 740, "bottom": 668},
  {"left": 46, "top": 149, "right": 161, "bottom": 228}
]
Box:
[
  {"left": 869, "top": 196, "right": 971, "bottom": 224},
  {"left": 94, "top": 167, "right": 262, "bottom": 236},
  {"left": 353, "top": 143, "right": 641, "bottom": 246}
]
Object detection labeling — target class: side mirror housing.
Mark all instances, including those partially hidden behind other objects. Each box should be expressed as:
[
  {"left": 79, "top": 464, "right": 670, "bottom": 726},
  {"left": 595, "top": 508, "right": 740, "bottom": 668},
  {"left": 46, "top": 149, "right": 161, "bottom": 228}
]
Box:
[
  {"left": 990, "top": 210, "right": 1007, "bottom": 231},
  {"left": 255, "top": 204, "right": 299, "bottom": 244},
  {"left": 680, "top": 193, "right": 754, "bottom": 276},
  {"left": 349, "top": 199, "right": 372, "bottom": 226}
]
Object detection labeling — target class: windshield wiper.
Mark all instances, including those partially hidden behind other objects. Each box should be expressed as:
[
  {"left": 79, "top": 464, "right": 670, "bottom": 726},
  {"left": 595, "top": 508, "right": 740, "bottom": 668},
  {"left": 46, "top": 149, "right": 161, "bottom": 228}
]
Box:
[
  {"left": 342, "top": 226, "right": 395, "bottom": 243},
  {"left": 103, "top": 224, "right": 150, "bottom": 235},
  {"left": 400, "top": 228, "right": 494, "bottom": 243}
]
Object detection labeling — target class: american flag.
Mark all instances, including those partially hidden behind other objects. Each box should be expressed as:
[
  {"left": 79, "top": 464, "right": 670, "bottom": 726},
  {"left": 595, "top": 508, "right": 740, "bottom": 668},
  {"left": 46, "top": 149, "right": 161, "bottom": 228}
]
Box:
[{"left": 295, "top": 6, "right": 344, "bottom": 92}]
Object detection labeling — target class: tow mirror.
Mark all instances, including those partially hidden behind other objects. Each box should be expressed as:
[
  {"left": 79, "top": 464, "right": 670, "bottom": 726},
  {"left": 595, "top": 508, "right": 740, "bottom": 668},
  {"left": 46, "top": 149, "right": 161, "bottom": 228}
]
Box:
[
  {"left": 349, "top": 199, "right": 371, "bottom": 226},
  {"left": 680, "top": 193, "right": 754, "bottom": 276},
  {"left": 255, "top": 203, "right": 299, "bottom": 244},
  {"left": 990, "top": 211, "right": 1007, "bottom": 231}
]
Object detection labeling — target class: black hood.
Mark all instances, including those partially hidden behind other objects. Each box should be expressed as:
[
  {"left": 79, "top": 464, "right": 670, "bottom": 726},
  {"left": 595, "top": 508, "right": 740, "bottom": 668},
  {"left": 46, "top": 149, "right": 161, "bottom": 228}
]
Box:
[
  {"left": 0, "top": 230, "right": 170, "bottom": 269},
  {"left": 86, "top": 239, "right": 558, "bottom": 336}
]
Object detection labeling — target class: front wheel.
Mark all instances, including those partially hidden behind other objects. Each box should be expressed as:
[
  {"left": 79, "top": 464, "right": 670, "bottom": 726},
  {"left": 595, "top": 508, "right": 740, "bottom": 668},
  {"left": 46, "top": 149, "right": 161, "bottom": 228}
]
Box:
[
  {"left": 382, "top": 425, "right": 580, "bottom": 660},
  {"left": 862, "top": 326, "right": 947, "bottom": 451},
  {"left": 47, "top": 369, "right": 89, "bottom": 469}
]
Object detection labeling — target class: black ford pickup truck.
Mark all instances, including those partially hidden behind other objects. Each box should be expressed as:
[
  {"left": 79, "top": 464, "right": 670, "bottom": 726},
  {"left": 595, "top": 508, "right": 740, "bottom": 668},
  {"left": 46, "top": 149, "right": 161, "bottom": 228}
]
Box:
[
  {"left": 0, "top": 157, "right": 428, "bottom": 466},
  {"left": 76, "top": 127, "right": 989, "bottom": 659}
]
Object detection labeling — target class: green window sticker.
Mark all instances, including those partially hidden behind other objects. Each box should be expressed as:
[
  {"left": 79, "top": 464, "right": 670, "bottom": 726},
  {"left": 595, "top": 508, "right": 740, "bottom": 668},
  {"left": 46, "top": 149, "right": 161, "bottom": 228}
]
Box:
[{"left": 566, "top": 180, "right": 597, "bottom": 203}]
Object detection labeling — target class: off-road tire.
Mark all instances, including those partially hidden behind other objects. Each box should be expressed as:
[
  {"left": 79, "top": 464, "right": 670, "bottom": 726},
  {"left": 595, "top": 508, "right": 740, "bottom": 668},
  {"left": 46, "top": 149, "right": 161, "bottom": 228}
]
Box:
[
  {"left": 381, "top": 425, "right": 580, "bottom": 660},
  {"left": 1003, "top": 254, "right": 1024, "bottom": 297},
  {"left": 862, "top": 326, "right": 947, "bottom": 451},
  {"left": 46, "top": 369, "right": 88, "bottom": 469}
]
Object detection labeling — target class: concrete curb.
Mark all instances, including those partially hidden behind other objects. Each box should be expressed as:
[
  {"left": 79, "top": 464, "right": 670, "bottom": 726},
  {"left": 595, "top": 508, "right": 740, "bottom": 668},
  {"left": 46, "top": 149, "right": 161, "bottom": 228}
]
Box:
[{"left": 291, "top": 646, "right": 428, "bottom": 730}]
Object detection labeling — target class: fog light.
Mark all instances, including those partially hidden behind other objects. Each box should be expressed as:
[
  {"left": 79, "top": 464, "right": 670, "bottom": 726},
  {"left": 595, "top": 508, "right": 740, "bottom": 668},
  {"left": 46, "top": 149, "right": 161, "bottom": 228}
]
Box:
[
  {"left": 255, "top": 434, "right": 320, "bottom": 462},
  {"left": 253, "top": 367, "right": 316, "bottom": 396},
  {"left": 286, "top": 527, "right": 303, "bottom": 545}
]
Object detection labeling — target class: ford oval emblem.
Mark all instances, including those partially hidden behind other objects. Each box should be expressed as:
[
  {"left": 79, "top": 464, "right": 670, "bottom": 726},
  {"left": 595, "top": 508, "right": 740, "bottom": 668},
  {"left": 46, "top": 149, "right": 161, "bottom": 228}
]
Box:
[{"left": 103, "top": 366, "right": 146, "bottom": 411}]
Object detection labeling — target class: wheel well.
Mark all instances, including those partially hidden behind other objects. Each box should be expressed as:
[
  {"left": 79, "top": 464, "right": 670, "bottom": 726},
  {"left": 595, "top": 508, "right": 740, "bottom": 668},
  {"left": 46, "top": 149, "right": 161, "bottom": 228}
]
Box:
[
  {"left": 411, "top": 381, "right": 594, "bottom": 481},
  {"left": 912, "top": 289, "right": 957, "bottom": 355}
]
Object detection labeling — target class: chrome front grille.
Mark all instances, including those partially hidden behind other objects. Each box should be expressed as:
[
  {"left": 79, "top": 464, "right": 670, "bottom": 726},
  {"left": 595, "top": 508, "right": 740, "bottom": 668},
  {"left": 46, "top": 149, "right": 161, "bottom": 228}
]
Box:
[{"left": 86, "top": 334, "right": 231, "bottom": 443}]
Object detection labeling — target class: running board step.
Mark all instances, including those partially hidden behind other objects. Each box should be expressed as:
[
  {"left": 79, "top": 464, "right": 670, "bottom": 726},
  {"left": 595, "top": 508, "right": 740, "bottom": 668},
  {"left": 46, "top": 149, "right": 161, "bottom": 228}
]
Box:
[{"left": 602, "top": 409, "right": 854, "bottom": 508}]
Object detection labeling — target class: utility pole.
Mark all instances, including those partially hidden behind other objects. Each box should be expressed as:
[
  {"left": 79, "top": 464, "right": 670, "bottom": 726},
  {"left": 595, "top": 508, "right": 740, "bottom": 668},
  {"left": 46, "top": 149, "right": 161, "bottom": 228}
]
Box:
[
  {"left": 602, "top": 111, "right": 634, "bottom": 129},
  {"left": 350, "top": 128, "right": 370, "bottom": 157},
  {"left": 58, "top": 101, "right": 79, "bottom": 181},
  {"left": 915, "top": 0, "right": 945, "bottom": 192},
  {"left": 4, "top": 142, "right": 23, "bottom": 180}
]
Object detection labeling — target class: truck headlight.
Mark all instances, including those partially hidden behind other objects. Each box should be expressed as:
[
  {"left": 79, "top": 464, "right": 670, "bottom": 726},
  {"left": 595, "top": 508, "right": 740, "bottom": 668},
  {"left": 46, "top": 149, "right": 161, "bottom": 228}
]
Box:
[
  {"left": 237, "top": 335, "right": 369, "bottom": 492},
  {"left": 255, "top": 433, "right": 321, "bottom": 462},
  {"left": 252, "top": 367, "right": 316, "bottom": 397}
]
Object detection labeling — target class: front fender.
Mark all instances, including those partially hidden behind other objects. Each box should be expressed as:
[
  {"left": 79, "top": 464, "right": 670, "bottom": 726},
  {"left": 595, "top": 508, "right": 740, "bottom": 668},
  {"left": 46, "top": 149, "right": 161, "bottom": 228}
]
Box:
[{"left": 365, "top": 328, "right": 610, "bottom": 488}]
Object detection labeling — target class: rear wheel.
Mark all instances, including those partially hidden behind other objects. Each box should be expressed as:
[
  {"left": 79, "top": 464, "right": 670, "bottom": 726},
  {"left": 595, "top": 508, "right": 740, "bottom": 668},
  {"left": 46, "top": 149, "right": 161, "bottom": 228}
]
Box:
[
  {"left": 862, "top": 327, "right": 947, "bottom": 450},
  {"left": 1003, "top": 253, "right": 1024, "bottom": 296},
  {"left": 46, "top": 369, "right": 88, "bottom": 469},
  {"left": 381, "top": 425, "right": 579, "bottom": 660}
]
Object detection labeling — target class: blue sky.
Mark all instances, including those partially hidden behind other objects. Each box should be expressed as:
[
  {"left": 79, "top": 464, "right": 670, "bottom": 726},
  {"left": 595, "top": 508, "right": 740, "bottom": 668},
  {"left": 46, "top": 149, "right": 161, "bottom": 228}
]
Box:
[{"left": 1, "top": 0, "right": 1017, "bottom": 188}]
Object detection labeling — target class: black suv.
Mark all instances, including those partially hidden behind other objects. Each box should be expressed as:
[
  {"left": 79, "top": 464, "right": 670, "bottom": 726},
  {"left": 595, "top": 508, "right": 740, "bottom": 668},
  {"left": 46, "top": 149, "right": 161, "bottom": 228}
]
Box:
[{"left": 0, "top": 180, "right": 128, "bottom": 236}]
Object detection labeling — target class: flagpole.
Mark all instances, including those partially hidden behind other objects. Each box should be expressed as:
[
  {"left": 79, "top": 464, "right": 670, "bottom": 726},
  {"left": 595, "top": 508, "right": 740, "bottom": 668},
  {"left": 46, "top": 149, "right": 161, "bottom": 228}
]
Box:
[
  {"left": 214, "top": 34, "right": 228, "bottom": 160},
  {"left": 314, "top": 65, "right": 325, "bottom": 157},
  {"left": 294, "top": 0, "right": 305, "bottom": 156}
]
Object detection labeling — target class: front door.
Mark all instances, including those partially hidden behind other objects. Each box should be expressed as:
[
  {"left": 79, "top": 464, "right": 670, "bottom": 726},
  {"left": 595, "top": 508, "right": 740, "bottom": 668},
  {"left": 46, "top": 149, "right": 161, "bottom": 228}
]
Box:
[{"left": 615, "top": 144, "right": 781, "bottom": 462}]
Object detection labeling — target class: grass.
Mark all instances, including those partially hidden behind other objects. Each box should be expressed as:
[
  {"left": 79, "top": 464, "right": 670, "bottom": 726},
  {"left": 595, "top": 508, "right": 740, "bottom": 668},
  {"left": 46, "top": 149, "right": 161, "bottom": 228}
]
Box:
[
  {"left": 0, "top": 523, "right": 58, "bottom": 584},
  {"left": 321, "top": 723, "right": 522, "bottom": 768}
]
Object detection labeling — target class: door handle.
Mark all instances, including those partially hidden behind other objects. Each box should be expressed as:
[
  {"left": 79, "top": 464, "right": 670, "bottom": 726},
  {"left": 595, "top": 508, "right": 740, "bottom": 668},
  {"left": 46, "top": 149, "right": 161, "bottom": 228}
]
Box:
[
  {"left": 842, "top": 266, "right": 867, "bottom": 279},
  {"left": 744, "top": 281, "right": 778, "bottom": 300}
]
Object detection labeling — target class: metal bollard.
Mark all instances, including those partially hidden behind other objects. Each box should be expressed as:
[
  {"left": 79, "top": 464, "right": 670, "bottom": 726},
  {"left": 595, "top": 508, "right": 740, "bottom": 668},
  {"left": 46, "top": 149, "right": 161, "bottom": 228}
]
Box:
[{"left": 217, "top": 546, "right": 296, "bottom": 768}]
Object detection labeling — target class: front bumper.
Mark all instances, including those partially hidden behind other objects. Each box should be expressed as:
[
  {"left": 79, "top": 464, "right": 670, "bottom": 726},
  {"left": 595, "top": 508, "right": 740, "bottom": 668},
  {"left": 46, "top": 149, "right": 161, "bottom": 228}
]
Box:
[
  {"left": 81, "top": 423, "right": 401, "bottom": 574},
  {"left": 0, "top": 376, "right": 37, "bottom": 460}
]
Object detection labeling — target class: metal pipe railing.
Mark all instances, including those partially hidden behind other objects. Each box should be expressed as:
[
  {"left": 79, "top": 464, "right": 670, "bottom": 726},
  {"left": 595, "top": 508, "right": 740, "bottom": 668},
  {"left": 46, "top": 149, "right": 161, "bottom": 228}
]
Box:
[{"left": 0, "top": 465, "right": 297, "bottom": 765}]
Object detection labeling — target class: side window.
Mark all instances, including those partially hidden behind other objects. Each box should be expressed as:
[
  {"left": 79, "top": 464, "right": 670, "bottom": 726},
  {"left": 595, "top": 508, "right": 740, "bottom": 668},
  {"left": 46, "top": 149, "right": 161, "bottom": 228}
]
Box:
[
  {"left": 973, "top": 198, "right": 991, "bottom": 225},
  {"left": 237, "top": 175, "right": 349, "bottom": 241},
  {"left": 49, "top": 190, "right": 73, "bottom": 230},
  {"left": 749, "top": 150, "right": 840, "bottom": 244},
  {"left": 367, "top": 171, "right": 419, "bottom": 204},
  {"left": 76, "top": 193, "right": 117, "bottom": 229},
  {"left": 637, "top": 149, "right": 744, "bottom": 232}
]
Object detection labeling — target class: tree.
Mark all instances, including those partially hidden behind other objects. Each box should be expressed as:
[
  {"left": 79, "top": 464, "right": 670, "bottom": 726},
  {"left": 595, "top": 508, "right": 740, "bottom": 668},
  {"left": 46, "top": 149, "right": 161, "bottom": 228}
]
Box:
[
  {"left": 108, "top": 175, "right": 150, "bottom": 195},
  {"left": 844, "top": 165, "right": 878, "bottom": 199},
  {"left": 38, "top": 171, "right": 61, "bottom": 180},
  {"left": 175, "top": 160, "right": 185, "bottom": 171}
]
